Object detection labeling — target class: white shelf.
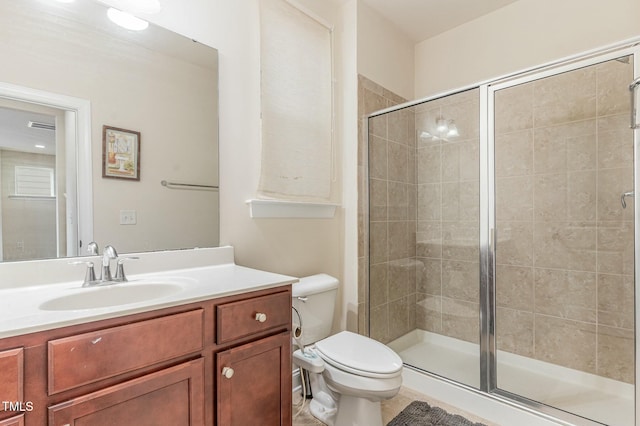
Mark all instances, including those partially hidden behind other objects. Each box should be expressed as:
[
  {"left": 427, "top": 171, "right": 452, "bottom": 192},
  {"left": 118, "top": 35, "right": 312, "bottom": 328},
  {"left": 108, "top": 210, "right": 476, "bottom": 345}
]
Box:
[{"left": 246, "top": 199, "right": 338, "bottom": 218}]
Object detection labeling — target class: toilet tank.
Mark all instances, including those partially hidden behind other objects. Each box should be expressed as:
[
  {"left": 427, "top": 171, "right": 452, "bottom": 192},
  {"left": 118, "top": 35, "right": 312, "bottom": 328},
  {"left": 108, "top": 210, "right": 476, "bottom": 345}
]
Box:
[{"left": 292, "top": 274, "right": 338, "bottom": 347}]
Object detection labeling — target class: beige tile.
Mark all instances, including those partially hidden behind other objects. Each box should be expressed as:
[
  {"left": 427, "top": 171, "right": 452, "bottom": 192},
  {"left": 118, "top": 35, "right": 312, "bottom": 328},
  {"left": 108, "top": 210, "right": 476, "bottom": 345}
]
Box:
[
  {"left": 496, "top": 307, "right": 533, "bottom": 357},
  {"left": 366, "top": 109, "right": 388, "bottom": 141},
  {"left": 458, "top": 139, "right": 480, "bottom": 182},
  {"left": 417, "top": 145, "right": 441, "bottom": 183},
  {"left": 441, "top": 96, "right": 480, "bottom": 142},
  {"left": 369, "top": 221, "right": 388, "bottom": 264},
  {"left": 369, "top": 178, "right": 387, "bottom": 221},
  {"left": 442, "top": 181, "right": 479, "bottom": 222},
  {"left": 597, "top": 114, "right": 633, "bottom": 170},
  {"left": 496, "top": 265, "right": 533, "bottom": 311},
  {"left": 597, "top": 325, "right": 634, "bottom": 383},
  {"left": 387, "top": 181, "right": 407, "bottom": 220},
  {"left": 494, "top": 82, "right": 534, "bottom": 135},
  {"left": 368, "top": 135, "right": 387, "bottom": 180},
  {"left": 442, "top": 260, "right": 479, "bottom": 303},
  {"left": 533, "top": 120, "right": 596, "bottom": 174},
  {"left": 389, "top": 296, "right": 414, "bottom": 340},
  {"left": 495, "top": 221, "right": 533, "bottom": 267},
  {"left": 495, "top": 129, "right": 533, "bottom": 177},
  {"left": 416, "top": 221, "right": 442, "bottom": 258},
  {"left": 388, "top": 141, "right": 409, "bottom": 183},
  {"left": 417, "top": 184, "right": 441, "bottom": 221},
  {"left": 442, "top": 221, "right": 479, "bottom": 262},
  {"left": 496, "top": 175, "right": 533, "bottom": 222},
  {"left": 534, "top": 268, "right": 596, "bottom": 323},
  {"left": 598, "top": 273, "right": 634, "bottom": 329},
  {"left": 388, "top": 108, "right": 412, "bottom": 145},
  {"left": 533, "top": 173, "right": 568, "bottom": 222},
  {"left": 388, "top": 221, "right": 412, "bottom": 261},
  {"left": 358, "top": 257, "right": 367, "bottom": 305},
  {"left": 370, "top": 303, "right": 390, "bottom": 343},
  {"left": 389, "top": 258, "right": 416, "bottom": 301},
  {"left": 596, "top": 221, "right": 634, "bottom": 276},
  {"left": 369, "top": 262, "right": 388, "bottom": 307},
  {"left": 416, "top": 294, "right": 442, "bottom": 332},
  {"left": 533, "top": 67, "right": 596, "bottom": 127},
  {"left": 597, "top": 167, "right": 634, "bottom": 221},
  {"left": 441, "top": 140, "right": 460, "bottom": 182},
  {"left": 534, "top": 314, "right": 596, "bottom": 374},
  {"left": 442, "top": 298, "right": 479, "bottom": 344},
  {"left": 533, "top": 222, "right": 596, "bottom": 271},
  {"left": 567, "top": 171, "right": 597, "bottom": 221},
  {"left": 417, "top": 257, "right": 441, "bottom": 295},
  {"left": 596, "top": 57, "right": 633, "bottom": 117}
]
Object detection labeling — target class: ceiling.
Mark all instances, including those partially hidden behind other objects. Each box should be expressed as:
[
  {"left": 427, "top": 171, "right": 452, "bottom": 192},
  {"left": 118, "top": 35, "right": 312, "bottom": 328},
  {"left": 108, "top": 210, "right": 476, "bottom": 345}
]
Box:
[
  {"left": 360, "top": 0, "right": 521, "bottom": 42},
  {"left": 0, "top": 107, "right": 56, "bottom": 155}
]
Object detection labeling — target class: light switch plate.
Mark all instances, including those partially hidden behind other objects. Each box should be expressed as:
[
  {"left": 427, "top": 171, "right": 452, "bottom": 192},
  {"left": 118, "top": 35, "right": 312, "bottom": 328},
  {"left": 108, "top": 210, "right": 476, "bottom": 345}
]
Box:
[{"left": 120, "top": 210, "right": 137, "bottom": 225}]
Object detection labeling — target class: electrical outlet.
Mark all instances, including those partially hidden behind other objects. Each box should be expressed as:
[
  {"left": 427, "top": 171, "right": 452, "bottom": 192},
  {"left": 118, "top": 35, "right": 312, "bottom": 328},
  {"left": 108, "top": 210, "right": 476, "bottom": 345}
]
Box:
[{"left": 119, "top": 210, "right": 137, "bottom": 225}]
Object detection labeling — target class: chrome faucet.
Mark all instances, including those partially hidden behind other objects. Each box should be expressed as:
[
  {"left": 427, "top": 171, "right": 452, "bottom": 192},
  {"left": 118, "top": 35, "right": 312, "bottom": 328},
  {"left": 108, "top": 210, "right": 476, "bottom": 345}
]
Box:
[{"left": 100, "top": 245, "right": 118, "bottom": 282}]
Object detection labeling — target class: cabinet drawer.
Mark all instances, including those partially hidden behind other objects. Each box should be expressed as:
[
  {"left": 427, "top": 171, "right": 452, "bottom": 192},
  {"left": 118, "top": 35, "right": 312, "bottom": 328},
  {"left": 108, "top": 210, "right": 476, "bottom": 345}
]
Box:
[
  {"left": 48, "top": 309, "right": 204, "bottom": 395},
  {"left": 0, "top": 348, "right": 23, "bottom": 413},
  {"left": 49, "top": 358, "right": 204, "bottom": 426},
  {"left": 217, "top": 291, "right": 290, "bottom": 344}
]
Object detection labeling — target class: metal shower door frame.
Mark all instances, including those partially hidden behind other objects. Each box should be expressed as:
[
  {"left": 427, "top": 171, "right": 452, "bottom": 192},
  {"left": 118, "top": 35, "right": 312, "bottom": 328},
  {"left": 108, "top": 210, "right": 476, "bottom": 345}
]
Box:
[{"left": 481, "top": 44, "right": 640, "bottom": 426}]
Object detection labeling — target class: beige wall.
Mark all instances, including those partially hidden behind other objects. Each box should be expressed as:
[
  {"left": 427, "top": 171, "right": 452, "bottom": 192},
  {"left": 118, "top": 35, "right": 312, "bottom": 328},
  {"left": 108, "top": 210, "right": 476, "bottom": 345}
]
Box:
[
  {"left": 415, "top": 0, "right": 640, "bottom": 97},
  {"left": 357, "top": 2, "right": 415, "bottom": 100}
]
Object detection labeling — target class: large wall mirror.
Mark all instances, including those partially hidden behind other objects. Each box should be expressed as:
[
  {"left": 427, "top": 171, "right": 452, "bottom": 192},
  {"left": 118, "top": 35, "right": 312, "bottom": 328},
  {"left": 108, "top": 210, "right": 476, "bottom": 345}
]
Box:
[{"left": 0, "top": 0, "right": 219, "bottom": 262}]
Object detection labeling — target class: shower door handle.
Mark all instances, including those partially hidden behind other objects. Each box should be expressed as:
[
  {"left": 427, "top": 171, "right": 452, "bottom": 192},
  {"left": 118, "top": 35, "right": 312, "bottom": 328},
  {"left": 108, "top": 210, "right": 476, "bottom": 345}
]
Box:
[
  {"left": 629, "top": 78, "right": 640, "bottom": 129},
  {"left": 621, "top": 191, "right": 634, "bottom": 209}
]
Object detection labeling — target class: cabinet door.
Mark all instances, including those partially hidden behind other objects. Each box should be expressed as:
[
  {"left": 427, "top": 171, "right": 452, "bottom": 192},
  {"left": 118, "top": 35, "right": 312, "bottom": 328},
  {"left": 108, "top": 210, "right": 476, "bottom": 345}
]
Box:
[
  {"left": 0, "top": 348, "right": 23, "bottom": 414},
  {"left": 48, "top": 358, "right": 204, "bottom": 426},
  {"left": 217, "top": 332, "right": 291, "bottom": 426}
]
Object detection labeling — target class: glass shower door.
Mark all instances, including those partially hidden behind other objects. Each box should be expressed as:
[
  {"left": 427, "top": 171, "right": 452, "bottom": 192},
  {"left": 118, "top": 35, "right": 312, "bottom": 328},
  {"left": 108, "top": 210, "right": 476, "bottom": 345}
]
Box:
[{"left": 491, "top": 54, "right": 635, "bottom": 426}]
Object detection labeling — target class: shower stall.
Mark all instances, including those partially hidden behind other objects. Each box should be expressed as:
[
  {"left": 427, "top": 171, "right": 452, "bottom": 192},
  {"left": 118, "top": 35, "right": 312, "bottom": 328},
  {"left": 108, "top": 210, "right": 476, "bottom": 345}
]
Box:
[{"left": 364, "top": 43, "right": 640, "bottom": 426}]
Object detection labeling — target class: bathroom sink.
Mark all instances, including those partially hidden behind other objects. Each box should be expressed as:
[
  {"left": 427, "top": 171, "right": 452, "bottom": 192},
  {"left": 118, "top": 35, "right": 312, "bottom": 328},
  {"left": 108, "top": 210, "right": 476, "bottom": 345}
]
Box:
[{"left": 39, "top": 282, "right": 184, "bottom": 311}]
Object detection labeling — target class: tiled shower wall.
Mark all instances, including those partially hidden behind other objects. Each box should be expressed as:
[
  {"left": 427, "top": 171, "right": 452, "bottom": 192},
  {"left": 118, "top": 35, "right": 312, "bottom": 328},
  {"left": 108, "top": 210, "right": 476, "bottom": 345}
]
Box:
[
  {"left": 494, "top": 58, "right": 634, "bottom": 383},
  {"left": 359, "top": 56, "right": 635, "bottom": 384},
  {"left": 357, "top": 75, "right": 417, "bottom": 342}
]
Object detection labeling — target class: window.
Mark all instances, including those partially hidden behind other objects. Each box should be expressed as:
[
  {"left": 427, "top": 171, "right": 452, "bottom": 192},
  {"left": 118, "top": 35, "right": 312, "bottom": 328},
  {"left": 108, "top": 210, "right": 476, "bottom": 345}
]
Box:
[
  {"left": 259, "top": 0, "right": 333, "bottom": 202},
  {"left": 14, "top": 166, "right": 55, "bottom": 197}
]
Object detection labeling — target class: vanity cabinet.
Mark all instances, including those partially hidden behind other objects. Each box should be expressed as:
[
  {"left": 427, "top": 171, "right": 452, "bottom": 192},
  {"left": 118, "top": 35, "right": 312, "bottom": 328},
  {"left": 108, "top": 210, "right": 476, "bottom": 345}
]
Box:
[{"left": 0, "top": 285, "right": 292, "bottom": 426}]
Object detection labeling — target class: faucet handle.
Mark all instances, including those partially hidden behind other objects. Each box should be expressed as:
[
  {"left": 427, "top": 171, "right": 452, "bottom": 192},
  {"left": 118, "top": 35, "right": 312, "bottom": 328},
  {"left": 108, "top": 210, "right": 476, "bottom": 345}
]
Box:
[
  {"left": 114, "top": 256, "right": 139, "bottom": 282},
  {"left": 87, "top": 241, "right": 99, "bottom": 255},
  {"left": 69, "top": 261, "right": 97, "bottom": 286}
]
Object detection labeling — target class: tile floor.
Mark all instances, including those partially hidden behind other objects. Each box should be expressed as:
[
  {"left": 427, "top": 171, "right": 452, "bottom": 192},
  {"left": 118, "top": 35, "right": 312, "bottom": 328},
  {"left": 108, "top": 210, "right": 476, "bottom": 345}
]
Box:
[{"left": 292, "top": 386, "right": 497, "bottom": 425}]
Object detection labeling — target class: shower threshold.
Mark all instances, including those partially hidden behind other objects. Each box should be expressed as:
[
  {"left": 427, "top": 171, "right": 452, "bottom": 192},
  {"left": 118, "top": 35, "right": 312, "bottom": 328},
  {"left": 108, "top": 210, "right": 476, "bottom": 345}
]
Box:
[{"left": 388, "top": 330, "right": 633, "bottom": 426}]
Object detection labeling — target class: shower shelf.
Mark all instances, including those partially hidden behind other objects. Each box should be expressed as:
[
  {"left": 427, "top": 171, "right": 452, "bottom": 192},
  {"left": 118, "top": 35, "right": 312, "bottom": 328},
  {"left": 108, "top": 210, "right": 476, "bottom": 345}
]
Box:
[{"left": 246, "top": 199, "right": 338, "bottom": 218}]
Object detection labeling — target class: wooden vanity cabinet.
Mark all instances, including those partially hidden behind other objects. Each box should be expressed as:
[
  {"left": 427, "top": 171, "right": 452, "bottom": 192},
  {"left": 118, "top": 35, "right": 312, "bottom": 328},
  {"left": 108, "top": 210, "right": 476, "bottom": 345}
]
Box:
[
  {"left": 0, "top": 285, "right": 292, "bottom": 426},
  {"left": 216, "top": 291, "right": 292, "bottom": 425}
]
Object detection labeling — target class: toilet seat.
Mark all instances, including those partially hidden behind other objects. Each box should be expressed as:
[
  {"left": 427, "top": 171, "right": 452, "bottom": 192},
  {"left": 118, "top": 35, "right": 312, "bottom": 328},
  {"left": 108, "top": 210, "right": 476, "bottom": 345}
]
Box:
[{"left": 315, "top": 331, "right": 403, "bottom": 379}]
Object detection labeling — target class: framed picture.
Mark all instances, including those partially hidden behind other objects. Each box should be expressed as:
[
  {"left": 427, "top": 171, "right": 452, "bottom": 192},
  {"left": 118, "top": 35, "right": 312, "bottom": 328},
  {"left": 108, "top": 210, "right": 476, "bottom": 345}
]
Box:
[{"left": 102, "top": 126, "right": 141, "bottom": 180}]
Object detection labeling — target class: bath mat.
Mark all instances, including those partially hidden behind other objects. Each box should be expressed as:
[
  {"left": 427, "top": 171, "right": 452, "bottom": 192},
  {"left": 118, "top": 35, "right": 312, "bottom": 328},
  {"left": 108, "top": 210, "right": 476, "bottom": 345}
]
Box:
[{"left": 387, "top": 400, "right": 487, "bottom": 426}]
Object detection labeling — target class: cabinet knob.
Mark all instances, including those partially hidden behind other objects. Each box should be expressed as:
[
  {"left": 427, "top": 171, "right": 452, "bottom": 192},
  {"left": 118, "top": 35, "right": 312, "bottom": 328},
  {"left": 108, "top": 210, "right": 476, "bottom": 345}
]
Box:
[
  {"left": 255, "top": 312, "right": 267, "bottom": 323},
  {"left": 222, "top": 366, "right": 234, "bottom": 379}
]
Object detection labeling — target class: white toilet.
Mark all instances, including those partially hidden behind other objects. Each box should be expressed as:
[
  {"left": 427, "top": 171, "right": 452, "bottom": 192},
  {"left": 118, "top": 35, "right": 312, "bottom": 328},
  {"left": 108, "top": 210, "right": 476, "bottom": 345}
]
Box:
[{"left": 292, "top": 274, "right": 403, "bottom": 426}]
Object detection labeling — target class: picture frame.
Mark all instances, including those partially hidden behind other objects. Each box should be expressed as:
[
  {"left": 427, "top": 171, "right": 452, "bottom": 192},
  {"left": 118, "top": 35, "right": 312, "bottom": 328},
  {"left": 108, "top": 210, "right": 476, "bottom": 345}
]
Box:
[{"left": 102, "top": 125, "right": 141, "bottom": 180}]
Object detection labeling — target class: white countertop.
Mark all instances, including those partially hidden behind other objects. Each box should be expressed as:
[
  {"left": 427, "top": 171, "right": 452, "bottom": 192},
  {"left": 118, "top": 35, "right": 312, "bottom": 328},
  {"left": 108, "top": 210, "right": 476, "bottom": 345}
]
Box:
[{"left": 0, "top": 262, "right": 297, "bottom": 339}]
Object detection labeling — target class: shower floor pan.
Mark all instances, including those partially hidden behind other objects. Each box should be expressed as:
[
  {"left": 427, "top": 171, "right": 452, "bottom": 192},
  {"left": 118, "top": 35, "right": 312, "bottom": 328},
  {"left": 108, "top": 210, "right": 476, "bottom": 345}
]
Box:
[{"left": 389, "top": 330, "right": 633, "bottom": 426}]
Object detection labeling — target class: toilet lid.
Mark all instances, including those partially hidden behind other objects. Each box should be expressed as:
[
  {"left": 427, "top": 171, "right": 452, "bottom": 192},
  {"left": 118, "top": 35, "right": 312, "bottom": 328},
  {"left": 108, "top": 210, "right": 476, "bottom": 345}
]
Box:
[{"left": 314, "top": 331, "right": 403, "bottom": 377}]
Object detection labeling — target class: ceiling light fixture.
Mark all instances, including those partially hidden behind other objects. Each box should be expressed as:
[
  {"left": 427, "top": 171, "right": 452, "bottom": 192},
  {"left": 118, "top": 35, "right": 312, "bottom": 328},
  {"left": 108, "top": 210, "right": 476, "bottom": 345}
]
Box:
[
  {"left": 107, "top": 8, "right": 149, "bottom": 31},
  {"left": 35, "top": 144, "right": 46, "bottom": 149}
]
